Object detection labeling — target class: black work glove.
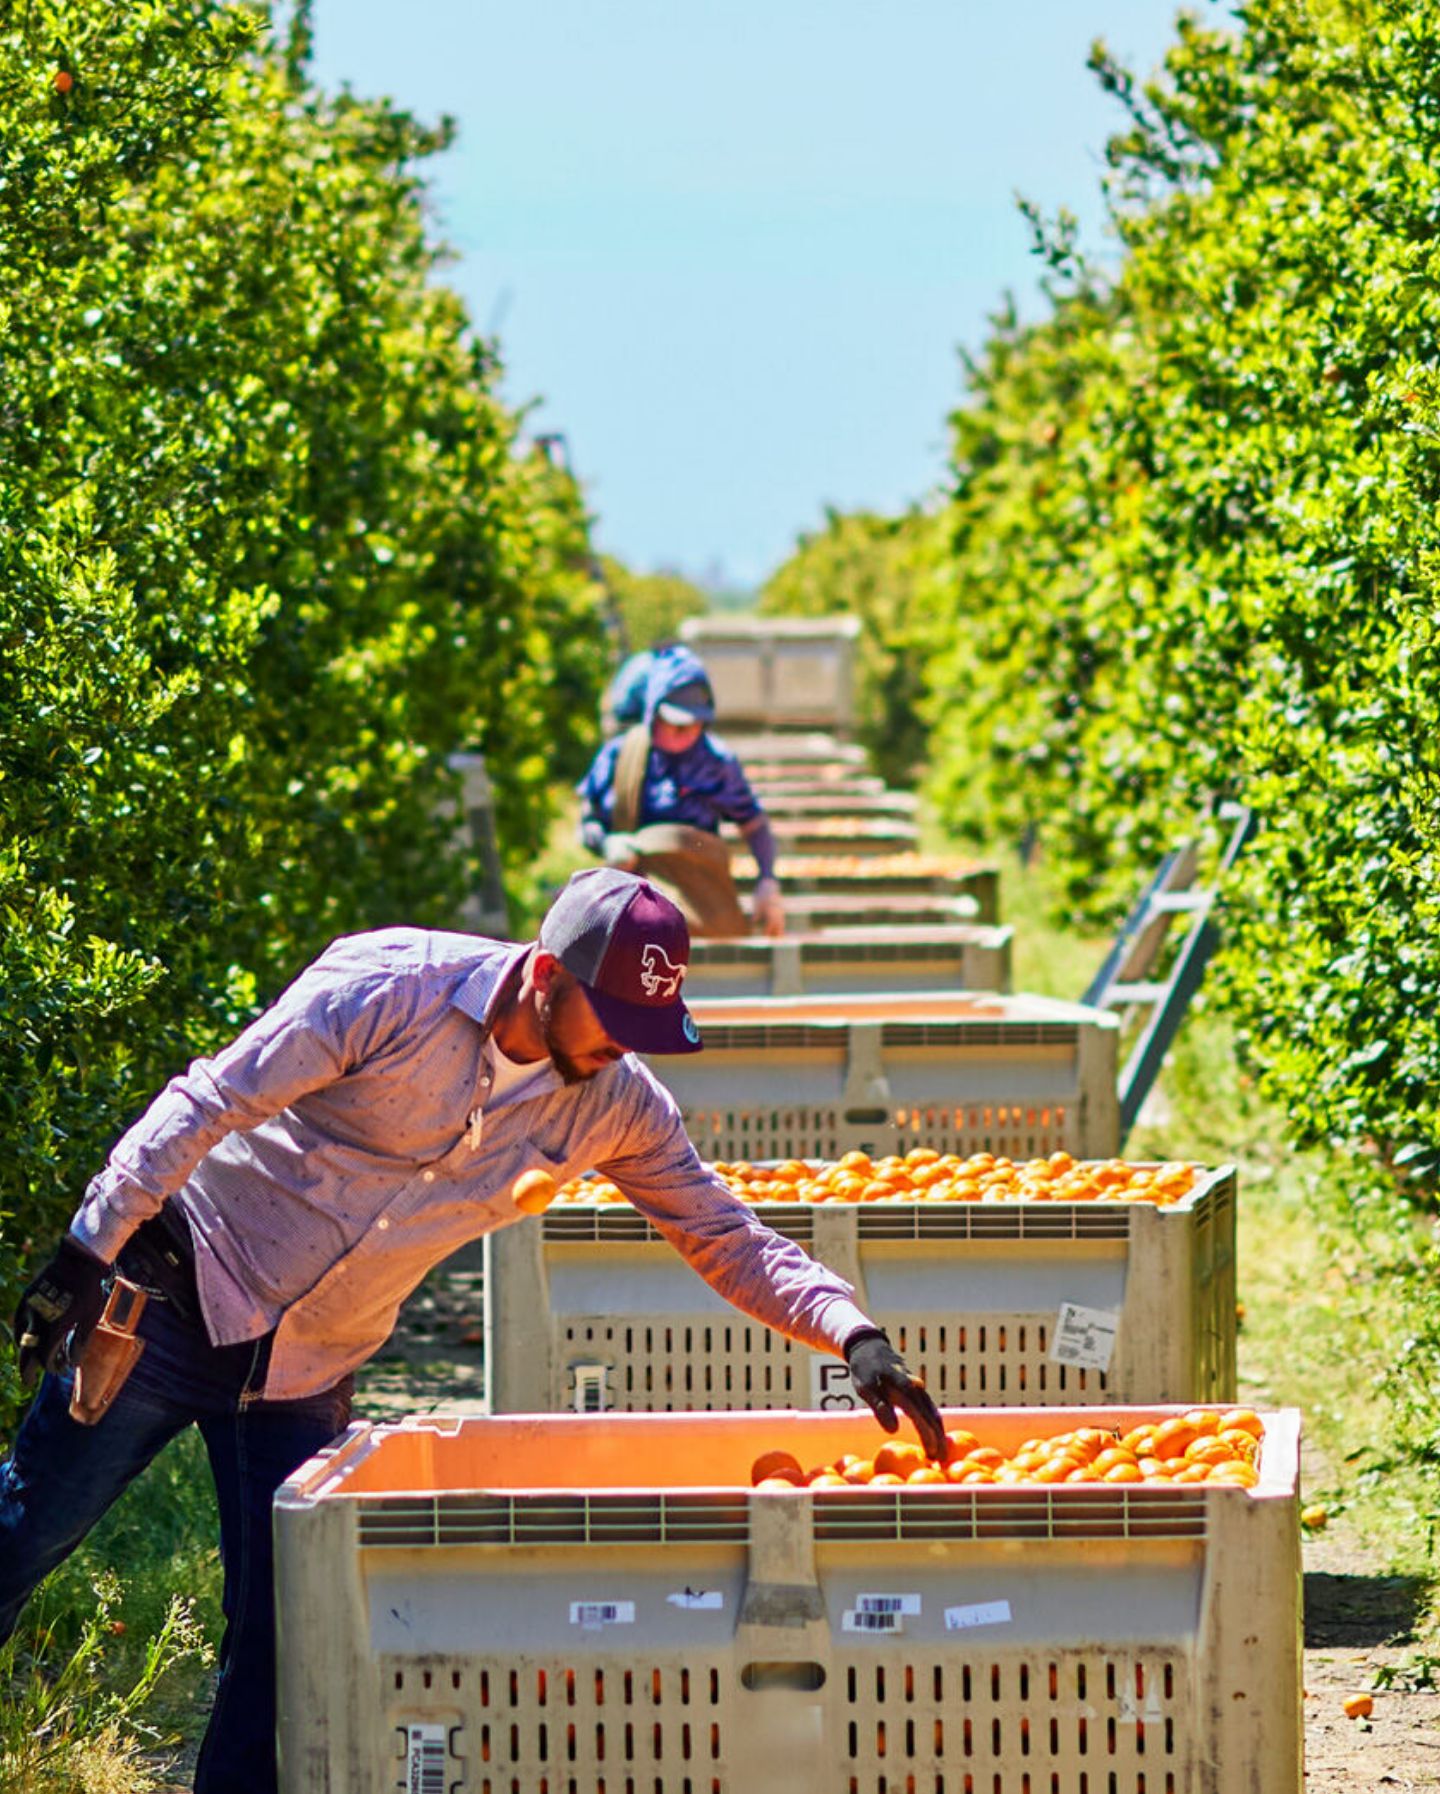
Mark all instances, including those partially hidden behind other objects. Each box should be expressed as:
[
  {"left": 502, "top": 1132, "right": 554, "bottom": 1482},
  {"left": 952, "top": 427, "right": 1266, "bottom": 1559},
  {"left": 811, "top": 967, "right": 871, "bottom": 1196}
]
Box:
[
  {"left": 12, "top": 1236, "right": 110, "bottom": 1388},
  {"left": 844, "top": 1326, "right": 947, "bottom": 1462}
]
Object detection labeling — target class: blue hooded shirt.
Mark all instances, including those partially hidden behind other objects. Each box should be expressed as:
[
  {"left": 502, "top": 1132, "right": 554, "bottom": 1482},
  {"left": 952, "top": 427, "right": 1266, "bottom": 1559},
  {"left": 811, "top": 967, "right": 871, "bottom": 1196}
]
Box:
[{"left": 578, "top": 646, "right": 764, "bottom": 837}]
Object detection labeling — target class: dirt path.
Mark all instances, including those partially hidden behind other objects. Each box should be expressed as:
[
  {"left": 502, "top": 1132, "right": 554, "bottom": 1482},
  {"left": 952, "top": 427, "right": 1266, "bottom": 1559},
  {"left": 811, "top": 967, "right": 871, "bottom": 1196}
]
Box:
[{"left": 1300, "top": 1445, "right": 1440, "bottom": 1790}]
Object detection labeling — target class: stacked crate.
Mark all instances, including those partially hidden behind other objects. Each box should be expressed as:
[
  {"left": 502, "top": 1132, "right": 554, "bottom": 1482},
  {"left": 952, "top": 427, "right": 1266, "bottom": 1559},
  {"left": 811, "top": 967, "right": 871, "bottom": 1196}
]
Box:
[{"left": 276, "top": 617, "right": 1297, "bottom": 1792}]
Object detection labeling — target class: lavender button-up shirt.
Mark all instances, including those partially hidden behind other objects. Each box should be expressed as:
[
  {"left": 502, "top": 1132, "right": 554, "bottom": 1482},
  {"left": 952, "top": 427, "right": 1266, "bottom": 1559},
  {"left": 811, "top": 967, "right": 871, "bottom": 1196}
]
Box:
[{"left": 70, "top": 927, "right": 871, "bottom": 1399}]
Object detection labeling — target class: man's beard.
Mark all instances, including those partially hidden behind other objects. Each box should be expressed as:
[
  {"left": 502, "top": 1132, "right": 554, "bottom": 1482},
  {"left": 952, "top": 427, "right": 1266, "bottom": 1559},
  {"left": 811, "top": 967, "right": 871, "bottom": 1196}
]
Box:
[{"left": 540, "top": 987, "right": 592, "bottom": 1086}]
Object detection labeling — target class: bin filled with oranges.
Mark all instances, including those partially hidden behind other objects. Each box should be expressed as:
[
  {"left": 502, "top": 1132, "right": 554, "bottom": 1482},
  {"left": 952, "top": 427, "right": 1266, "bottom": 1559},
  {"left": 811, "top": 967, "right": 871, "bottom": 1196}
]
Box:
[
  {"left": 553, "top": 1149, "right": 1200, "bottom": 1209},
  {"left": 749, "top": 1405, "right": 1263, "bottom": 1491}
]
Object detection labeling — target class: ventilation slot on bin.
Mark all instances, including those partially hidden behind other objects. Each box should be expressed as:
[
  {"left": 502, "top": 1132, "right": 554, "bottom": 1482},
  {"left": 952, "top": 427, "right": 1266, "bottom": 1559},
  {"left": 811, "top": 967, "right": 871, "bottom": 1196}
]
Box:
[
  {"left": 839, "top": 1654, "right": 1185, "bottom": 1794},
  {"left": 455, "top": 1659, "right": 730, "bottom": 1794},
  {"left": 561, "top": 1321, "right": 806, "bottom": 1411}
]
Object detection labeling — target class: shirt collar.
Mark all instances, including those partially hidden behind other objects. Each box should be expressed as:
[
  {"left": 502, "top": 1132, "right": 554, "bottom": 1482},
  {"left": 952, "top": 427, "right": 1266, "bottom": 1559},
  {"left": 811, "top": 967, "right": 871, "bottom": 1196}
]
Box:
[{"left": 451, "top": 940, "right": 533, "bottom": 1036}]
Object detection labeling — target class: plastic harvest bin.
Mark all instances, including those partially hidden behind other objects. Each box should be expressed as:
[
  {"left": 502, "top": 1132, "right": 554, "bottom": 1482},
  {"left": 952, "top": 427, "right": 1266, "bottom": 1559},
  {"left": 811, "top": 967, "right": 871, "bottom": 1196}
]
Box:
[
  {"left": 727, "top": 818, "right": 922, "bottom": 859},
  {"left": 736, "top": 861, "right": 1001, "bottom": 926},
  {"left": 744, "top": 769, "right": 887, "bottom": 798},
  {"left": 750, "top": 789, "right": 919, "bottom": 822},
  {"left": 483, "top": 1165, "right": 1236, "bottom": 1414},
  {"left": 720, "top": 730, "right": 868, "bottom": 768},
  {"left": 680, "top": 614, "right": 861, "bottom": 733},
  {"left": 274, "top": 1405, "right": 1302, "bottom": 1794},
  {"left": 684, "top": 926, "right": 1014, "bottom": 999},
  {"left": 648, "top": 992, "right": 1120, "bottom": 1163},
  {"left": 780, "top": 892, "right": 987, "bottom": 930}
]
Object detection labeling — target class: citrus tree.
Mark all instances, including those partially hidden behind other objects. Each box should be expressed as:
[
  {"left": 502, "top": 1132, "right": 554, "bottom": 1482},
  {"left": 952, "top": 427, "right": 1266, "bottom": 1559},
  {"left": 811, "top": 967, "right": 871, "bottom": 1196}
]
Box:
[
  {"left": 0, "top": 1, "right": 607, "bottom": 1333},
  {"left": 923, "top": 0, "right": 1440, "bottom": 1190},
  {"left": 760, "top": 507, "right": 938, "bottom": 784}
]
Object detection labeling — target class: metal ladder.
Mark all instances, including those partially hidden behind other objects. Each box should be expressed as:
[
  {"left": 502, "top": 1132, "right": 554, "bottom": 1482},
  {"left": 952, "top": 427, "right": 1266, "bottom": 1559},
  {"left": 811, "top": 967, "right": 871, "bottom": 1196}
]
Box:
[{"left": 1082, "top": 803, "right": 1256, "bottom": 1140}]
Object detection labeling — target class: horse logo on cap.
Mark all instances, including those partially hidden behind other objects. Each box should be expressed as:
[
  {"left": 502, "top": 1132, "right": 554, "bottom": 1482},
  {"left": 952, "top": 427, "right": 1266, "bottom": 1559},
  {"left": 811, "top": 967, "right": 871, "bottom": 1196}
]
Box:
[{"left": 639, "top": 942, "right": 686, "bottom": 999}]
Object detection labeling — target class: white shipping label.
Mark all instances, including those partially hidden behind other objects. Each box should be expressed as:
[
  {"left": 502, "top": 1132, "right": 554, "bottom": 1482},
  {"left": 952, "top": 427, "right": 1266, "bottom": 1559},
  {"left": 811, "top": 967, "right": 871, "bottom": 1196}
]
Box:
[
  {"left": 667, "top": 1589, "right": 724, "bottom": 1611},
  {"left": 810, "top": 1356, "right": 861, "bottom": 1411},
  {"left": 944, "top": 1600, "right": 1013, "bottom": 1632},
  {"left": 404, "top": 1724, "right": 447, "bottom": 1794},
  {"left": 1049, "top": 1302, "right": 1120, "bottom": 1373},
  {"left": 569, "top": 1600, "right": 636, "bottom": 1629}
]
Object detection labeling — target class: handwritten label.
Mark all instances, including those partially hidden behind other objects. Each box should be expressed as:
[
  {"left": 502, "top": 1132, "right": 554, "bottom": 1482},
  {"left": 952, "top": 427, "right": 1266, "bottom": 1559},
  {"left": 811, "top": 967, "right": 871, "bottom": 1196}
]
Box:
[
  {"left": 569, "top": 1600, "right": 635, "bottom": 1629},
  {"left": 944, "top": 1600, "right": 1013, "bottom": 1631},
  {"left": 1049, "top": 1302, "right": 1119, "bottom": 1374},
  {"left": 667, "top": 1589, "right": 724, "bottom": 1611}
]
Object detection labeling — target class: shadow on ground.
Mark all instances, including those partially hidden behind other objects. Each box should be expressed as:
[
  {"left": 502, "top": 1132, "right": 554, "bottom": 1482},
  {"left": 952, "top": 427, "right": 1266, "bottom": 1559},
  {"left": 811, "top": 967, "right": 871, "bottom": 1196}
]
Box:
[{"left": 1306, "top": 1570, "right": 1427, "bottom": 1649}]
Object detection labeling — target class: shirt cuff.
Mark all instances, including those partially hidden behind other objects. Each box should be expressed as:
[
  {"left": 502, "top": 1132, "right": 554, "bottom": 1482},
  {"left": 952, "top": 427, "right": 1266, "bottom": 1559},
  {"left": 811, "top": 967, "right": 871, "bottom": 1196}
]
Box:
[
  {"left": 68, "top": 1196, "right": 137, "bottom": 1266},
  {"left": 816, "top": 1296, "right": 876, "bottom": 1355}
]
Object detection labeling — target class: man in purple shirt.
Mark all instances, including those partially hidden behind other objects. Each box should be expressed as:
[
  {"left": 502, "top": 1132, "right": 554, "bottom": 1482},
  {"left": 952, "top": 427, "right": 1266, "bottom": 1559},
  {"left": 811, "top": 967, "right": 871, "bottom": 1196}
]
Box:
[{"left": 3, "top": 868, "right": 939, "bottom": 1794}]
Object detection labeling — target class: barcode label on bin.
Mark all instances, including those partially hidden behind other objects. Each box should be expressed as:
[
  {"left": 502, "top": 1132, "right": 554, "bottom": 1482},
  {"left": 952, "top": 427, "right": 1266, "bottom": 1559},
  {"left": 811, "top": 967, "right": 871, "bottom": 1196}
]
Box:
[
  {"left": 843, "top": 1607, "right": 905, "bottom": 1633},
  {"left": 570, "top": 1600, "right": 636, "bottom": 1629},
  {"left": 944, "top": 1600, "right": 1013, "bottom": 1631},
  {"left": 857, "top": 1593, "right": 921, "bottom": 1616},
  {"left": 404, "top": 1725, "right": 446, "bottom": 1794},
  {"left": 1049, "top": 1301, "right": 1119, "bottom": 1373}
]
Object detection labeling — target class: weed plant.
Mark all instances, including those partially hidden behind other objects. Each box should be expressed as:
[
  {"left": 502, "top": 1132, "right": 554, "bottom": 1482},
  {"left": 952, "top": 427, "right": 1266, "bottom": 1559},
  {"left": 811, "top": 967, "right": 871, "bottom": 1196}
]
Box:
[{"left": 0, "top": 1429, "right": 221, "bottom": 1786}]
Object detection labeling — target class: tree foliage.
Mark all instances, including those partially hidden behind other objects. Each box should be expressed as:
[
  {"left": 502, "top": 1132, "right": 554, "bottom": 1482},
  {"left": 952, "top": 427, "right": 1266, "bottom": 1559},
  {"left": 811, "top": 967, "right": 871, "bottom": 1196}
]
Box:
[
  {"left": 760, "top": 507, "right": 937, "bottom": 785},
  {"left": 0, "top": 1, "right": 608, "bottom": 1307},
  {"left": 599, "top": 556, "right": 709, "bottom": 657},
  {"left": 922, "top": 0, "right": 1440, "bottom": 1190}
]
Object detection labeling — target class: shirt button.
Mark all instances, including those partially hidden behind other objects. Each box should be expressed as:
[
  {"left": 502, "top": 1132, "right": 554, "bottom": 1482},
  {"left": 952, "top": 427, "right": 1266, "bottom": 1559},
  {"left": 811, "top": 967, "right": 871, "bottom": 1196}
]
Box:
[
  {"left": 422, "top": 1171, "right": 436, "bottom": 1184},
  {"left": 377, "top": 1217, "right": 390, "bottom": 1231}
]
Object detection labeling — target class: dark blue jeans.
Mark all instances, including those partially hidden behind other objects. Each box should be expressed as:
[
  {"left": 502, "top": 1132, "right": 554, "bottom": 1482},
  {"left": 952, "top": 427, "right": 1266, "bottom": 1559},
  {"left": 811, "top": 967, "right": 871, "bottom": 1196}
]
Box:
[{"left": 0, "top": 1288, "right": 351, "bottom": 1794}]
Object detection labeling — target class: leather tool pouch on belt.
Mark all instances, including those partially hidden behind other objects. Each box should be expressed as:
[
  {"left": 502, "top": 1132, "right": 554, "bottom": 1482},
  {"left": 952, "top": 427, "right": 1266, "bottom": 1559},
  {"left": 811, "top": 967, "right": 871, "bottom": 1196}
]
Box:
[
  {"left": 611, "top": 726, "right": 749, "bottom": 940},
  {"left": 70, "top": 1279, "right": 148, "bottom": 1426}
]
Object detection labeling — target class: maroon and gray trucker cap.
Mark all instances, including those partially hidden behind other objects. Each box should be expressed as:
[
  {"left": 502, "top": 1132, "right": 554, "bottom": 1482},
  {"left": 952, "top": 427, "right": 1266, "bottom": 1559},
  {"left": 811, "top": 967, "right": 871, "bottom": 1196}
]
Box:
[{"left": 539, "top": 867, "right": 702, "bottom": 1055}]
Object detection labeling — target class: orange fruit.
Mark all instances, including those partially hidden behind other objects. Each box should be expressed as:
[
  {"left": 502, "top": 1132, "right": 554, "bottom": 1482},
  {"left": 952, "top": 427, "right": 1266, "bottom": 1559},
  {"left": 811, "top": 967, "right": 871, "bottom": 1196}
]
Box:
[
  {"left": 809, "top": 1472, "right": 849, "bottom": 1489},
  {"left": 750, "top": 1450, "right": 804, "bottom": 1486},
  {"left": 512, "top": 1168, "right": 558, "bottom": 1214},
  {"left": 1102, "top": 1462, "right": 1143, "bottom": 1484},
  {"left": 1219, "top": 1408, "right": 1264, "bottom": 1439},
  {"left": 942, "top": 1429, "right": 980, "bottom": 1462},
  {"left": 843, "top": 1460, "right": 877, "bottom": 1485},
  {"left": 1208, "top": 1462, "right": 1258, "bottom": 1488},
  {"left": 755, "top": 1476, "right": 804, "bottom": 1493},
  {"left": 870, "top": 1472, "right": 905, "bottom": 1486},
  {"left": 53, "top": 68, "right": 74, "bottom": 93},
  {"left": 907, "top": 1465, "right": 946, "bottom": 1485},
  {"left": 874, "top": 1441, "right": 927, "bottom": 1478},
  {"left": 1342, "top": 1694, "right": 1373, "bottom": 1720},
  {"left": 1091, "top": 1448, "right": 1138, "bottom": 1476},
  {"left": 963, "top": 1447, "right": 1006, "bottom": 1470},
  {"left": 1151, "top": 1419, "right": 1198, "bottom": 1461}
]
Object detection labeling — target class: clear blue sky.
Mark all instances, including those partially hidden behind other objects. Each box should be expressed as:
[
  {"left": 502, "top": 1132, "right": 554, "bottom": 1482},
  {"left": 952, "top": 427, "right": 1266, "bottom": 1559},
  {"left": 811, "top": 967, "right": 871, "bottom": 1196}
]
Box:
[{"left": 310, "top": 2, "right": 1185, "bottom": 588}]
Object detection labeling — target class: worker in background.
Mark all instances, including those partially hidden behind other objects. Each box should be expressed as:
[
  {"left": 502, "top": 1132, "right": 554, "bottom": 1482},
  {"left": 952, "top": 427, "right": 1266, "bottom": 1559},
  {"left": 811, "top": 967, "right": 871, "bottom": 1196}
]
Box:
[
  {"left": 578, "top": 644, "right": 785, "bottom": 939},
  {"left": 604, "top": 636, "right": 678, "bottom": 729},
  {"left": 2, "top": 869, "right": 940, "bottom": 1794}
]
